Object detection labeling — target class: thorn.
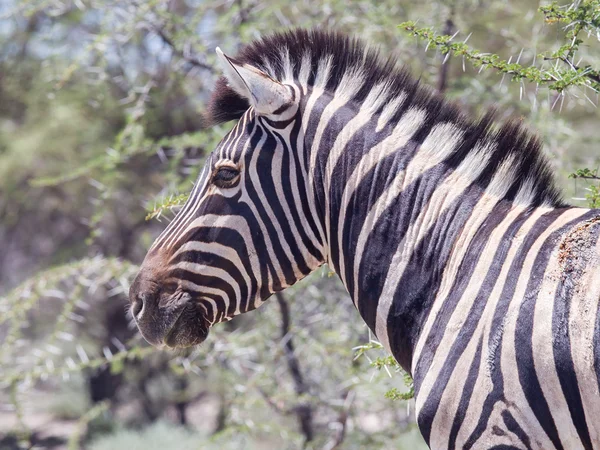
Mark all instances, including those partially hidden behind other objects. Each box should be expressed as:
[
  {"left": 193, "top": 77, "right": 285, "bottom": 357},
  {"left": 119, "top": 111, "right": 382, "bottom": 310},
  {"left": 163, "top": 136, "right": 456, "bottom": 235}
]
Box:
[
  {"left": 520, "top": 81, "right": 523, "bottom": 100},
  {"left": 516, "top": 48, "right": 524, "bottom": 65},
  {"left": 102, "top": 346, "right": 113, "bottom": 361},
  {"left": 76, "top": 345, "right": 90, "bottom": 364},
  {"left": 551, "top": 93, "right": 561, "bottom": 110},
  {"left": 583, "top": 90, "right": 597, "bottom": 107}
]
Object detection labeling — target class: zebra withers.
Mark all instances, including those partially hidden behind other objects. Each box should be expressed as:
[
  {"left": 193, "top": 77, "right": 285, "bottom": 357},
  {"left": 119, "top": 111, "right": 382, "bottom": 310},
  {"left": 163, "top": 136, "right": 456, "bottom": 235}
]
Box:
[{"left": 129, "top": 29, "right": 600, "bottom": 449}]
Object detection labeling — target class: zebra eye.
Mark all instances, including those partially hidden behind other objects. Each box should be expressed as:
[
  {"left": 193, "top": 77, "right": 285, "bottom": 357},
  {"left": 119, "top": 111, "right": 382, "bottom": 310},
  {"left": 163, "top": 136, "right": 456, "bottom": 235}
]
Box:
[{"left": 213, "top": 166, "right": 240, "bottom": 188}]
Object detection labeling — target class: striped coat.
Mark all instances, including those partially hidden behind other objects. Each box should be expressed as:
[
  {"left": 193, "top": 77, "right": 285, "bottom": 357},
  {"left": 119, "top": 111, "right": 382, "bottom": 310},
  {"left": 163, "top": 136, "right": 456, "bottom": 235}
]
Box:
[{"left": 130, "top": 30, "right": 600, "bottom": 449}]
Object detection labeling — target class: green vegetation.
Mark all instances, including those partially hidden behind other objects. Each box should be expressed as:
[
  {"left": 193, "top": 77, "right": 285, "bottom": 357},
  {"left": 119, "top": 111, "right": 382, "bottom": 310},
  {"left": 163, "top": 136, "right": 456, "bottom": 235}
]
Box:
[{"left": 1, "top": 0, "right": 599, "bottom": 449}]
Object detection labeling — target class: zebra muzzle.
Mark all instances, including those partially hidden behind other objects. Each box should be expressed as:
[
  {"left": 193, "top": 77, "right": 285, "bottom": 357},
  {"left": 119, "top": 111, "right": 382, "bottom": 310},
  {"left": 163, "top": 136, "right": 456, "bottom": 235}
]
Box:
[{"left": 129, "top": 273, "right": 209, "bottom": 348}]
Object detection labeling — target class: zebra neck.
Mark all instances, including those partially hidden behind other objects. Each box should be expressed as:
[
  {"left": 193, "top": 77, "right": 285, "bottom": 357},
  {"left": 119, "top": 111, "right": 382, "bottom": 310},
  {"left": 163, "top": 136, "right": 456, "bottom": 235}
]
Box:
[{"left": 306, "top": 104, "right": 497, "bottom": 371}]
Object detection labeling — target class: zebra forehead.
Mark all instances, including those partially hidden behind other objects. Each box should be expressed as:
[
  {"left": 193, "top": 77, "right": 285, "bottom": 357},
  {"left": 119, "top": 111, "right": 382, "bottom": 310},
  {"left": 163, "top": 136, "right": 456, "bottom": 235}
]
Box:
[{"left": 205, "top": 28, "right": 565, "bottom": 208}]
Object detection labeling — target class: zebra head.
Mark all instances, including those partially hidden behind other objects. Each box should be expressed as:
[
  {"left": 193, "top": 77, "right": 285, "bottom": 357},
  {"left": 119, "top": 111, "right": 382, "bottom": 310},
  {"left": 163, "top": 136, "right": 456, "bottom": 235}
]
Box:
[{"left": 130, "top": 47, "right": 325, "bottom": 348}]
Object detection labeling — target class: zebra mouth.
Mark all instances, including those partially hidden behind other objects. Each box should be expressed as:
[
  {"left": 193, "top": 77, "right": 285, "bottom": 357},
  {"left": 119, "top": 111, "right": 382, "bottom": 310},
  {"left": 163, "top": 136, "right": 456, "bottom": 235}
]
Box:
[{"left": 162, "top": 302, "right": 210, "bottom": 349}]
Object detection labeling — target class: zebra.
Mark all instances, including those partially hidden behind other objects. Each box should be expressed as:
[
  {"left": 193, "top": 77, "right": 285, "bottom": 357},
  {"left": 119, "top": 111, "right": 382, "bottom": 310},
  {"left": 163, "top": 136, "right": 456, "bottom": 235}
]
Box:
[{"left": 129, "top": 29, "right": 600, "bottom": 449}]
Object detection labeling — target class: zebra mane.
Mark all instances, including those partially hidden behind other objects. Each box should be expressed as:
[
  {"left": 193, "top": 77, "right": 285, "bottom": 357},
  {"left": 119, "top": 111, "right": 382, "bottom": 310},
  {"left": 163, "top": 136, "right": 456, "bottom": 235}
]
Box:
[{"left": 206, "top": 29, "right": 565, "bottom": 208}]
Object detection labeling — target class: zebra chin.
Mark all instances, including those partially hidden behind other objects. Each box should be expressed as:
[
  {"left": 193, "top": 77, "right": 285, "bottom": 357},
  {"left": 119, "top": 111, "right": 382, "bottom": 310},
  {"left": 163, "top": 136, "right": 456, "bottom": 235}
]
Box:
[{"left": 137, "top": 305, "right": 210, "bottom": 349}]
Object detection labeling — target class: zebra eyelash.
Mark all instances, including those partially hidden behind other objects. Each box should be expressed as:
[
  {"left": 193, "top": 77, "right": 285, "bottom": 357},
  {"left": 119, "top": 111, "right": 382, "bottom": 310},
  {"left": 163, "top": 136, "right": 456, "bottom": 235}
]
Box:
[{"left": 212, "top": 165, "right": 241, "bottom": 188}]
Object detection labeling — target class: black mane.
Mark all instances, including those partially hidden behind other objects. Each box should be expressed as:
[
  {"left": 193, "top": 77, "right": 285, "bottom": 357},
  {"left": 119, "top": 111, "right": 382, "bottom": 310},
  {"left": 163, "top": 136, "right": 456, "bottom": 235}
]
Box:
[{"left": 205, "top": 29, "right": 565, "bottom": 208}]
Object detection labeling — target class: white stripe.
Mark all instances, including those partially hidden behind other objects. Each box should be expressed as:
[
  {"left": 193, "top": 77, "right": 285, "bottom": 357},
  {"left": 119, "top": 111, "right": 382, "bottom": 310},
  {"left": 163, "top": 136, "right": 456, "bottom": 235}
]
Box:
[
  {"left": 438, "top": 207, "right": 550, "bottom": 447},
  {"left": 265, "top": 121, "right": 322, "bottom": 270},
  {"left": 174, "top": 261, "right": 242, "bottom": 316},
  {"left": 246, "top": 128, "right": 304, "bottom": 282},
  {"left": 337, "top": 108, "right": 428, "bottom": 281},
  {"left": 374, "top": 141, "right": 489, "bottom": 351},
  {"left": 171, "top": 241, "right": 257, "bottom": 313},
  {"left": 377, "top": 95, "right": 407, "bottom": 132},
  {"left": 500, "top": 207, "right": 589, "bottom": 447},
  {"left": 298, "top": 52, "right": 312, "bottom": 93}
]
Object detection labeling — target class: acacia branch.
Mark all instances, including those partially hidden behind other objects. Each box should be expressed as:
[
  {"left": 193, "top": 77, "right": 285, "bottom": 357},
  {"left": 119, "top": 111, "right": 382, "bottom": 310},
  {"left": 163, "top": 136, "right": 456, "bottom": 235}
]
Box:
[
  {"left": 562, "top": 59, "right": 600, "bottom": 84},
  {"left": 275, "top": 292, "right": 314, "bottom": 445},
  {"left": 153, "top": 26, "right": 214, "bottom": 73},
  {"left": 543, "top": 55, "right": 600, "bottom": 85}
]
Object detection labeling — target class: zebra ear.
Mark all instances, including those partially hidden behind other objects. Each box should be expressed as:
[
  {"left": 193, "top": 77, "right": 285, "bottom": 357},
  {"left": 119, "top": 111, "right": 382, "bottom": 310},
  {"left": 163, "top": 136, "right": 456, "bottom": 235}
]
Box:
[{"left": 216, "top": 47, "right": 293, "bottom": 115}]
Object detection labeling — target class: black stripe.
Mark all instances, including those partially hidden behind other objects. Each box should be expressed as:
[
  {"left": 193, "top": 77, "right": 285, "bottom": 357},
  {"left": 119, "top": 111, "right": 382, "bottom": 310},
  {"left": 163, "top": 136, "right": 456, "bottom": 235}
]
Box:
[
  {"left": 244, "top": 126, "right": 296, "bottom": 287},
  {"left": 388, "top": 183, "right": 486, "bottom": 372},
  {"left": 301, "top": 87, "right": 335, "bottom": 174},
  {"left": 169, "top": 269, "right": 238, "bottom": 316},
  {"left": 488, "top": 446, "right": 521, "bottom": 450},
  {"left": 254, "top": 127, "right": 312, "bottom": 276},
  {"left": 413, "top": 200, "right": 514, "bottom": 389},
  {"left": 327, "top": 113, "right": 414, "bottom": 275},
  {"left": 170, "top": 250, "right": 252, "bottom": 314},
  {"left": 466, "top": 209, "right": 593, "bottom": 449},
  {"left": 269, "top": 126, "right": 323, "bottom": 262},
  {"left": 501, "top": 409, "right": 532, "bottom": 450},
  {"left": 353, "top": 158, "right": 450, "bottom": 336},
  {"left": 446, "top": 337, "right": 483, "bottom": 450},
  {"left": 288, "top": 108, "right": 325, "bottom": 250}
]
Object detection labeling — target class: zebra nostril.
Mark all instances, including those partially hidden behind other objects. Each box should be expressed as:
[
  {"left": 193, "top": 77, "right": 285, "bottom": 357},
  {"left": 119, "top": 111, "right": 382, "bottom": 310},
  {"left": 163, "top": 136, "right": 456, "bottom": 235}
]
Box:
[
  {"left": 132, "top": 291, "right": 155, "bottom": 319},
  {"left": 132, "top": 296, "right": 144, "bottom": 319}
]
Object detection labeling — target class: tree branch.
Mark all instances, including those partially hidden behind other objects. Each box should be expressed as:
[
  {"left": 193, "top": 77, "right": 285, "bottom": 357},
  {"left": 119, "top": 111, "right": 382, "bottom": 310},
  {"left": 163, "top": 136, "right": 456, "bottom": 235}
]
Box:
[
  {"left": 275, "top": 292, "right": 314, "bottom": 445},
  {"left": 437, "top": 10, "right": 455, "bottom": 93},
  {"left": 322, "top": 390, "right": 354, "bottom": 450},
  {"left": 153, "top": 26, "right": 214, "bottom": 73}
]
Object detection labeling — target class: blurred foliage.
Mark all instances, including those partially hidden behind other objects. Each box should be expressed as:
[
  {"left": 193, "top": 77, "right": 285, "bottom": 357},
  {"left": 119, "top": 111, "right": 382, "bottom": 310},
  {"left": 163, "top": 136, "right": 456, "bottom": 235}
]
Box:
[
  {"left": 1, "top": 0, "right": 599, "bottom": 449},
  {"left": 401, "top": 1, "right": 600, "bottom": 92}
]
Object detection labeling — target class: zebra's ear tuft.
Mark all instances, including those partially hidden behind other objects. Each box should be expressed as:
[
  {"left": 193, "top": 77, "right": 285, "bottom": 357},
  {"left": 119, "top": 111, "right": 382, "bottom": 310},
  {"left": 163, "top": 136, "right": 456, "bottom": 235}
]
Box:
[{"left": 215, "top": 47, "right": 293, "bottom": 116}]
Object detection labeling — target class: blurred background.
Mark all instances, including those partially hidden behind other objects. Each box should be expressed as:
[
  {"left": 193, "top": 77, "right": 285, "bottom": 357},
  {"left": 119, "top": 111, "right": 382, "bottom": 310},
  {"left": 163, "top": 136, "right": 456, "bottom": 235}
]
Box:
[{"left": 1, "top": 0, "right": 599, "bottom": 449}]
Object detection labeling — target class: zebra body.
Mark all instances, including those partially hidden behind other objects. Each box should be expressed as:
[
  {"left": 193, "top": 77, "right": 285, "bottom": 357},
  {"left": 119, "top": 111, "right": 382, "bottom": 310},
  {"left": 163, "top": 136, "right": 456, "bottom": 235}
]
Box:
[{"left": 130, "top": 30, "right": 600, "bottom": 449}]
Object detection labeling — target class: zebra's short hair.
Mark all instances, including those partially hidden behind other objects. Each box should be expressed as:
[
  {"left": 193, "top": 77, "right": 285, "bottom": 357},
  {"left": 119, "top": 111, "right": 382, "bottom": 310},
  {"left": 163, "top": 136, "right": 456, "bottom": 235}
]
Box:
[{"left": 206, "top": 28, "right": 565, "bottom": 208}]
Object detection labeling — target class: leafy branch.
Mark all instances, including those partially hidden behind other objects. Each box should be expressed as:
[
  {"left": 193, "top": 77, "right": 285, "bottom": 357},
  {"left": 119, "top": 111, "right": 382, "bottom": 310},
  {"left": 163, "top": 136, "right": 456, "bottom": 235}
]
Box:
[
  {"left": 353, "top": 340, "right": 414, "bottom": 400},
  {"left": 399, "top": 0, "right": 600, "bottom": 92},
  {"left": 2, "top": 345, "right": 155, "bottom": 387},
  {"left": 145, "top": 193, "right": 190, "bottom": 221},
  {"left": 570, "top": 168, "right": 600, "bottom": 207},
  {"left": 569, "top": 168, "right": 600, "bottom": 180}
]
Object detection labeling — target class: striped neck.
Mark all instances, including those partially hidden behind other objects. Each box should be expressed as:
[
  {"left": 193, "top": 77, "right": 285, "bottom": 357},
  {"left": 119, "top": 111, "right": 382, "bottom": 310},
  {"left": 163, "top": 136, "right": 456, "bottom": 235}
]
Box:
[
  {"left": 302, "top": 90, "right": 470, "bottom": 368},
  {"left": 301, "top": 88, "right": 559, "bottom": 372}
]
